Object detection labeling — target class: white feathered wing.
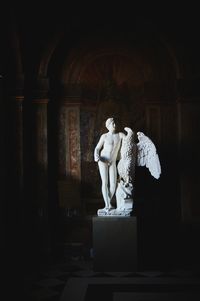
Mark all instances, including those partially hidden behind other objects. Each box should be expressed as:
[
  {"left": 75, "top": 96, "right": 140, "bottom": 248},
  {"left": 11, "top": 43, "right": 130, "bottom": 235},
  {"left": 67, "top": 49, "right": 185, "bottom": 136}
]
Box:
[{"left": 136, "top": 132, "right": 161, "bottom": 179}]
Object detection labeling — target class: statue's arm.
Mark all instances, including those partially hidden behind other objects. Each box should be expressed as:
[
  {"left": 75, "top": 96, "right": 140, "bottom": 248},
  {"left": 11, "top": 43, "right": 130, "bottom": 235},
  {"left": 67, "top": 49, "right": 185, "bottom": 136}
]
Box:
[
  {"left": 116, "top": 132, "right": 126, "bottom": 160},
  {"left": 94, "top": 134, "right": 105, "bottom": 162}
]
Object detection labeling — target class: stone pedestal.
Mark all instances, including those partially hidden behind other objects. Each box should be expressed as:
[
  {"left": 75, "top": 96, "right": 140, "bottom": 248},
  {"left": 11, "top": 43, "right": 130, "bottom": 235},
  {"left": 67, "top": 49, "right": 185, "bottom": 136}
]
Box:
[{"left": 93, "top": 216, "right": 138, "bottom": 272}]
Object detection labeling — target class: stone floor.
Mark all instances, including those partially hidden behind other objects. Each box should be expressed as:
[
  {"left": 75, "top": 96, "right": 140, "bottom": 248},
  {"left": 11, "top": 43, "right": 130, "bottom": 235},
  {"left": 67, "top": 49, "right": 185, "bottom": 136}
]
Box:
[{"left": 21, "top": 255, "right": 200, "bottom": 301}]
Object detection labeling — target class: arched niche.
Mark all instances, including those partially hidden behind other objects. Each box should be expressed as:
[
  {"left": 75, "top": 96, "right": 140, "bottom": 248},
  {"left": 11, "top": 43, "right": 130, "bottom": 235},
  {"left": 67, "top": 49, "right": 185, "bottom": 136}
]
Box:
[{"left": 40, "top": 23, "right": 180, "bottom": 216}]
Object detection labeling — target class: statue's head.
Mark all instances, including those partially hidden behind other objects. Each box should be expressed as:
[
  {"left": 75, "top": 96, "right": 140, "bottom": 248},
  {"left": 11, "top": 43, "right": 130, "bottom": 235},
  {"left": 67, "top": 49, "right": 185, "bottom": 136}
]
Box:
[{"left": 105, "top": 117, "right": 114, "bottom": 130}]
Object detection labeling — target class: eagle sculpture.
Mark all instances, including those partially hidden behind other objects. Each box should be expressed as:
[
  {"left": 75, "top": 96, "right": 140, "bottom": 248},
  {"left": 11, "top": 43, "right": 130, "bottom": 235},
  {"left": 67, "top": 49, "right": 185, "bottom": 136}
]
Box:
[{"left": 114, "top": 128, "right": 161, "bottom": 216}]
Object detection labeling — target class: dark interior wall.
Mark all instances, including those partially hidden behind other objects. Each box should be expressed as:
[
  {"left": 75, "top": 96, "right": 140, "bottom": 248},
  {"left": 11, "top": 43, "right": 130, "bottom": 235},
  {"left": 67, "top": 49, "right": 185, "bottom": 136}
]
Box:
[{"left": 3, "top": 3, "right": 200, "bottom": 272}]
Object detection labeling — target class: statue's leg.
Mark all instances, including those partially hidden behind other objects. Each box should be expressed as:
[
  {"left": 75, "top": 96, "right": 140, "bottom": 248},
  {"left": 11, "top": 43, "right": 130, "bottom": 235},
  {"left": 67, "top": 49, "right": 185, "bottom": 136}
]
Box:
[
  {"left": 109, "top": 162, "right": 117, "bottom": 208},
  {"left": 98, "top": 161, "right": 110, "bottom": 209}
]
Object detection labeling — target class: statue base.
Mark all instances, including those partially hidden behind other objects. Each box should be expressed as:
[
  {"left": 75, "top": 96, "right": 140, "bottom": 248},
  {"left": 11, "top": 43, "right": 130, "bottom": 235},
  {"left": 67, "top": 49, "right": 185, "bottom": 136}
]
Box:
[
  {"left": 92, "top": 216, "right": 138, "bottom": 272},
  {"left": 97, "top": 208, "right": 133, "bottom": 216}
]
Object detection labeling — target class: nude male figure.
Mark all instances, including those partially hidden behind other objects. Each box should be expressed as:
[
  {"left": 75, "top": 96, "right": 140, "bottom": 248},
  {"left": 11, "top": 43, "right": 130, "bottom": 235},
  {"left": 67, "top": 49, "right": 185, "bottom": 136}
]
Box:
[{"left": 94, "top": 118, "right": 125, "bottom": 210}]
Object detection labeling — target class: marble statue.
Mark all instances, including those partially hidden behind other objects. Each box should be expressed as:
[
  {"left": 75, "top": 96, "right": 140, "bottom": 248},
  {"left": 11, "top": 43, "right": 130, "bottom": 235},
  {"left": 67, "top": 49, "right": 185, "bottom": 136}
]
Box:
[
  {"left": 94, "top": 118, "right": 161, "bottom": 216},
  {"left": 94, "top": 118, "right": 125, "bottom": 215},
  {"left": 115, "top": 127, "right": 137, "bottom": 216}
]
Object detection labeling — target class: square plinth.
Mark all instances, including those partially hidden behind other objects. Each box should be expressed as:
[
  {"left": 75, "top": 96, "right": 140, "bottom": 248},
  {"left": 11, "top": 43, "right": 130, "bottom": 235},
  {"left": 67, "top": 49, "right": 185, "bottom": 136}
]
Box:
[{"left": 92, "top": 216, "right": 137, "bottom": 272}]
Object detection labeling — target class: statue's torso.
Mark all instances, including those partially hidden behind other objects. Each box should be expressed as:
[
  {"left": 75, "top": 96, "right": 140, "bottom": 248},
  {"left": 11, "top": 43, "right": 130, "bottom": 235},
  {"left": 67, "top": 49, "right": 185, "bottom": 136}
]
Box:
[{"left": 101, "top": 132, "right": 122, "bottom": 162}]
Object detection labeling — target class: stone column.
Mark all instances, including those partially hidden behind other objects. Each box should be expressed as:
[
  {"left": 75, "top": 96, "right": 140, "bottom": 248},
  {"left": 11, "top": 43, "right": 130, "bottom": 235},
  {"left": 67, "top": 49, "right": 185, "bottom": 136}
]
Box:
[
  {"left": 11, "top": 75, "right": 25, "bottom": 200},
  {"left": 0, "top": 75, "right": 5, "bottom": 254},
  {"left": 2, "top": 75, "right": 25, "bottom": 269},
  {"left": 32, "top": 77, "right": 49, "bottom": 210},
  {"left": 32, "top": 99, "right": 49, "bottom": 208},
  {"left": 15, "top": 94, "right": 24, "bottom": 196},
  {"left": 31, "top": 77, "right": 50, "bottom": 258},
  {"left": 144, "top": 95, "right": 179, "bottom": 219},
  {"left": 57, "top": 86, "right": 81, "bottom": 211},
  {"left": 177, "top": 97, "right": 200, "bottom": 222}
]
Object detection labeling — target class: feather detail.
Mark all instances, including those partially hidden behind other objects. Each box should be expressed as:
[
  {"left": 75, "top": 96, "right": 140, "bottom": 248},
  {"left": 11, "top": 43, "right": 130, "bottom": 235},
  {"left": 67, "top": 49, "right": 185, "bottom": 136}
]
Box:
[{"left": 137, "top": 132, "right": 161, "bottom": 179}]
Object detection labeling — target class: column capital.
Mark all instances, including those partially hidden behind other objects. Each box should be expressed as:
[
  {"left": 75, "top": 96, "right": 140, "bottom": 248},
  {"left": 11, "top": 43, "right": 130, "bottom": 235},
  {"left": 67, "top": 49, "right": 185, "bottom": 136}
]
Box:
[
  {"left": 15, "top": 95, "right": 24, "bottom": 102},
  {"left": 176, "top": 96, "right": 200, "bottom": 104},
  {"left": 32, "top": 98, "right": 49, "bottom": 104},
  {"left": 59, "top": 97, "right": 81, "bottom": 106}
]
